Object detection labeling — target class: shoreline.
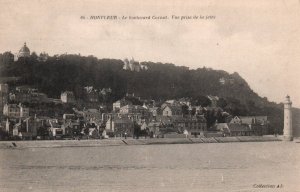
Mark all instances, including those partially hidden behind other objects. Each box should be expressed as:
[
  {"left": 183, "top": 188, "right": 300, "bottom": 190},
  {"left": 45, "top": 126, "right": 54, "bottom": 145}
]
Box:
[{"left": 0, "top": 136, "right": 288, "bottom": 149}]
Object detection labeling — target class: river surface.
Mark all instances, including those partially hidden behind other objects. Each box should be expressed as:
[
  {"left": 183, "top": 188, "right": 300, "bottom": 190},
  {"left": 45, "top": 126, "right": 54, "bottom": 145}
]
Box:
[{"left": 0, "top": 142, "right": 299, "bottom": 192}]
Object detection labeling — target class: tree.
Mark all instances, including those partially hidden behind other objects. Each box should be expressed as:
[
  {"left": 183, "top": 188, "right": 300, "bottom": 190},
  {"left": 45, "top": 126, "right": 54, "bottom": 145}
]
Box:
[
  {"left": 194, "top": 96, "right": 211, "bottom": 107},
  {"left": 0, "top": 129, "right": 9, "bottom": 140},
  {"left": 37, "top": 126, "right": 49, "bottom": 138},
  {"left": 0, "top": 51, "right": 284, "bottom": 130},
  {"left": 181, "top": 104, "right": 189, "bottom": 116},
  {"left": 133, "top": 121, "right": 141, "bottom": 139},
  {"left": 30, "top": 52, "right": 38, "bottom": 61},
  {"left": 125, "top": 96, "right": 142, "bottom": 105},
  {"left": 217, "top": 98, "right": 227, "bottom": 108},
  {"left": 0, "top": 52, "right": 14, "bottom": 66},
  {"left": 83, "top": 127, "right": 89, "bottom": 135}
]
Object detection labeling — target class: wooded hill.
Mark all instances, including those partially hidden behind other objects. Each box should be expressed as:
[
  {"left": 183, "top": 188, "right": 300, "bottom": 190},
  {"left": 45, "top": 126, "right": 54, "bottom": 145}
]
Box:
[{"left": 0, "top": 52, "right": 284, "bottom": 133}]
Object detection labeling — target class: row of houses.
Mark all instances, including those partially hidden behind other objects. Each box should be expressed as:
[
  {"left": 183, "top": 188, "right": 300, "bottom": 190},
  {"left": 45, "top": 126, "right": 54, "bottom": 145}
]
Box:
[
  {"left": 3, "top": 103, "right": 29, "bottom": 118},
  {"left": 1, "top": 114, "right": 268, "bottom": 140},
  {"left": 0, "top": 84, "right": 270, "bottom": 140},
  {"left": 64, "top": 113, "right": 267, "bottom": 139},
  {"left": 1, "top": 84, "right": 112, "bottom": 106},
  {"left": 214, "top": 122, "right": 267, "bottom": 137},
  {"left": 2, "top": 114, "right": 101, "bottom": 140},
  {"left": 60, "top": 87, "right": 112, "bottom": 104},
  {"left": 0, "top": 111, "right": 269, "bottom": 141}
]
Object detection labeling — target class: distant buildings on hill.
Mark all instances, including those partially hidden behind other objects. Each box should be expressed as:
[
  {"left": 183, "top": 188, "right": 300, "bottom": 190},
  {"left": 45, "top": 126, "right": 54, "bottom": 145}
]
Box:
[
  {"left": 61, "top": 91, "right": 76, "bottom": 104},
  {"left": 123, "top": 58, "right": 148, "bottom": 72},
  {"left": 219, "top": 77, "right": 235, "bottom": 85},
  {"left": 6, "top": 42, "right": 48, "bottom": 62}
]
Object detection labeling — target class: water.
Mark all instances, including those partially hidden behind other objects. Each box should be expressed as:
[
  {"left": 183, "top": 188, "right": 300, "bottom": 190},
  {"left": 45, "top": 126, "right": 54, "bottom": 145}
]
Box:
[{"left": 0, "top": 142, "right": 299, "bottom": 192}]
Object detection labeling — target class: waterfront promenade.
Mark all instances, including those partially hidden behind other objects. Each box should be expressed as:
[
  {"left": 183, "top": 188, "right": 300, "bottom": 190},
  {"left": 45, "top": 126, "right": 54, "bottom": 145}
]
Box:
[{"left": 0, "top": 136, "right": 284, "bottom": 149}]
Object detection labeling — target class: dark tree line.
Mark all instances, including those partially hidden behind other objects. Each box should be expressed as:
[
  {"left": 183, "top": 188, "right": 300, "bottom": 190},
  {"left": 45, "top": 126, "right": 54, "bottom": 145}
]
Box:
[{"left": 0, "top": 52, "right": 284, "bottom": 133}]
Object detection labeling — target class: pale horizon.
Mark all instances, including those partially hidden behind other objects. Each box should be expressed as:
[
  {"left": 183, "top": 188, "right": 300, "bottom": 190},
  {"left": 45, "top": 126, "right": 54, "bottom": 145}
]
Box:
[{"left": 0, "top": 0, "right": 299, "bottom": 107}]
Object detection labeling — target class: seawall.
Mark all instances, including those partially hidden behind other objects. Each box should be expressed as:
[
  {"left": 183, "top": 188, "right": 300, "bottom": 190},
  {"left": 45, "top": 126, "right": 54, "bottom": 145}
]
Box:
[{"left": 0, "top": 136, "right": 284, "bottom": 149}]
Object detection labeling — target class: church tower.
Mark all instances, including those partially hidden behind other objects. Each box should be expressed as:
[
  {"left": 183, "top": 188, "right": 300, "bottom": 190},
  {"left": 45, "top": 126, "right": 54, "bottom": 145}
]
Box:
[{"left": 283, "top": 95, "right": 293, "bottom": 141}]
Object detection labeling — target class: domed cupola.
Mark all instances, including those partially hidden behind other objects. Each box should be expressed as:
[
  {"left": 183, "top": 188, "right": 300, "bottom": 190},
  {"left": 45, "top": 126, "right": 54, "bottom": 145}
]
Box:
[{"left": 18, "top": 42, "right": 30, "bottom": 58}]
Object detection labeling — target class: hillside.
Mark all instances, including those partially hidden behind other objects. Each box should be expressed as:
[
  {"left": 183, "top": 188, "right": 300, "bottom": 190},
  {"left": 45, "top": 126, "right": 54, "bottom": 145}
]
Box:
[{"left": 0, "top": 53, "right": 284, "bottom": 133}]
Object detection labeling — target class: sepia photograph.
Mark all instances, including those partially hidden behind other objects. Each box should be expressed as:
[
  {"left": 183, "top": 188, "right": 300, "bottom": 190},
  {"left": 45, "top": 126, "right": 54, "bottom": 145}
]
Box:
[{"left": 0, "top": 0, "right": 299, "bottom": 191}]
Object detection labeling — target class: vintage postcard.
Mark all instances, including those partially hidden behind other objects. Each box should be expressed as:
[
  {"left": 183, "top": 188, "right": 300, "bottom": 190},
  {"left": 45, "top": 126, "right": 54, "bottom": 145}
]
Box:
[{"left": 0, "top": 0, "right": 299, "bottom": 191}]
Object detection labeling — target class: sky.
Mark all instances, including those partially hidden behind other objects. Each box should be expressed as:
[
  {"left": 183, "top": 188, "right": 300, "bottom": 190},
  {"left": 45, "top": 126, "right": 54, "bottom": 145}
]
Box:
[{"left": 0, "top": 0, "right": 299, "bottom": 107}]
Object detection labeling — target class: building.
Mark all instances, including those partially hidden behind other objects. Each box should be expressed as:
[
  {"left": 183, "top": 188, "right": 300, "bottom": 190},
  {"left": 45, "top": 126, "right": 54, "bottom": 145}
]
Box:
[
  {"left": 230, "top": 116, "right": 269, "bottom": 135},
  {"left": 7, "top": 117, "right": 39, "bottom": 139},
  {"left": 9, "top": 86, "right": 48, "bottom": 103},
  {"left": 207, "top": 95, "right": 219, "bottom": 107},
  {"left": 162, "top": 100, "right": 180, "bottom": 108},
  {"left": 101, "top": 112, "right": 117, "bottom": 124},
  {"left": 156, "top": 116, "right": 173, "bottom": 128},
  {"left": 18, "top": 132, "right": 33, "bottom": 140},
  {"left": 171, "top": 115, "right": 207, "bottom": 135},
  {"left": 61, "top": 91, "right": 76, "bottom": 103},
  {"left": 84, "top": 86, "right": 99, "bottom": 103},
  {"left": 15, "top": 86, "right": 37, "bottom": 93},
  {"left": 113, "top": 99, "right": 132, "bottom": 111},
  {"left": 194, "top": 106, "right": 204, "bottom": 115},
  {"left": 140, "top": 64, "right": 148, "bottom": 70},
  {"left": 219, "top": 78, "right": 226, "bottom": 85},
  {"left": 18, "top": 42, "right": 30, "bottom": 59},
  {"left": 178, "top": 98, "right": 191, "bottom": 107},
  {"left": 122, "top": 113, "right": 143, "bottom": 123},
  {"left": 63, "top": 114, "right": 76, "bottom": 120},
  {"left": 123, "top": 58, "right": 148, "bottom": 72},
  {"left": 187, "top": 116, "right": 207, "bottom": 136},
  {"left": 16, "top": 117, "right": 39, "bottom": 139},
  {"left": 62, "top": 120, "right": 81, "bottom": 136},
  {"left": 89, "top": 128, "right": 100, "bottom": 139},
  {"left": 149, "top": 107, "right": 161, "bottom": 118},
  {"left": 23, "top": 117, "right": 38, "bottom": 137},
  {"left": 219, "top": 77, "right": 234, "bottom": 85},
  {"left": 48, "top": 119, "right": 63, "bottom": 138},
  {"left": 230, "top": 116, "right": 268, "bottom": 125},
  {"left": 227, "top": 123, "right": 253, "bottom": 136},
  {"left": 214, "top": 123, "right": 230, "bottom": 136},
  {"left": 5, "top": 119, "right": 12, "bottom": 135},
  {"left": 3, "top": 104, "right": 29, "bottom": 118},
  {"left": 147, "top": 121, "right": 161, "bottom": 137},
  {"left": 13, "top": 123, "right": 21, "bottom": 137},
  {"left": 82, "top": 108, "right": 102, "bottom": 121},
  {"left": 0, "top": 84, "right": 8, "bottom": 93},
  {"left": 0, "top": 84, "right": 8, "bottom": 115},
  {"left": 119, "top": 104, "right": 149, "bottom": 117},
  {"left": 99, "top": 88, "right": 112, "bottom": 102},
  {"left": 105, "top": 117, "right": 134, "bottom": 137},
  {"left": 162, "top": 105, "right": 183, "bottom": 117}
]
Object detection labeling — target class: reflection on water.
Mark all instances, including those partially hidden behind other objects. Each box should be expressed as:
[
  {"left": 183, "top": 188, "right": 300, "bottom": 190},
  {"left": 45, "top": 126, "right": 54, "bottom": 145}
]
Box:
[{"left": 0, "top": 142, "right": 299, "bottom": 192}]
